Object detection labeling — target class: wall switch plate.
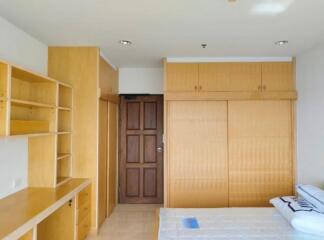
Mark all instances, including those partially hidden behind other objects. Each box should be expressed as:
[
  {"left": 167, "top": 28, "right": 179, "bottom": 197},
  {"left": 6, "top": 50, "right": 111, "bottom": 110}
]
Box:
[{"left": 13, "top": 178, "right": 22, "bottom": 189}]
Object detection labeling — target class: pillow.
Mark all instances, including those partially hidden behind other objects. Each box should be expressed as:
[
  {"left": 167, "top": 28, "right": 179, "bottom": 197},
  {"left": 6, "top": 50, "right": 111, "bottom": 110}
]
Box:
[
  {"left": 292, "top": 213, "right": 324, "bottom": 236},
  {"left": 270, "top": 196, "right": 324, "bottom": 236},
  {"left": 297, "top": 184, "right": 324, "bottom": 212},
  {"left": 270, "top": 196, "right": 317, "bottom": 221}
]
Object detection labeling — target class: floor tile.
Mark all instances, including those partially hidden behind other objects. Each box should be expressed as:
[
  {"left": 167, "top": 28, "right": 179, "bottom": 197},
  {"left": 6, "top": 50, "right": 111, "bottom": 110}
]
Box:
[{"left": 86, "top": 204, "right": 161, "bottom": 240}]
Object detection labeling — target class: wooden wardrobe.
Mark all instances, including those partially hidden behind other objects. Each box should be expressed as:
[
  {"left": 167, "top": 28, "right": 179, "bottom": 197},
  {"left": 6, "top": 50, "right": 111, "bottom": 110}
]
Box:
[{"left": 164, "top": 61, "right": 296, "bottom": 208}]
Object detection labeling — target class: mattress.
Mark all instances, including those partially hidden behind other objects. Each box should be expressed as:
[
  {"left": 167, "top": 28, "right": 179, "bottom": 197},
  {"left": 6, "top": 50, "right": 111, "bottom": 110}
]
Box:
[{"left": 158, "top": 208, "right": 323, "bottom": 240}]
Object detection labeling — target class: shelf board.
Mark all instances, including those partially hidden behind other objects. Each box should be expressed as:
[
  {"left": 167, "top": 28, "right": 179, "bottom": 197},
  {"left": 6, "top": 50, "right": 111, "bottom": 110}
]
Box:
[
  {"left": 3, "top": 132, "right": 56, "bottom": 138},
  {"left": 11, "top": 65, "right": 57, "bottom": 84},
  {"left": 57, "top": 132, "right": 72, "bottom": 135},
  {"left": 56, "top": 177, "right": 71, "bottom": 186},
  {"left": 10, "top": 120, "right": 50, "bottom": 136},
  {"left": 11, "top": 99, "right": 56, "bottom": 108},
  {"left": 58, "top": 106, "right": 72, "bottom": 111},
  {"left": 57, "top": 153, "right": 71, "bottom": 160}
]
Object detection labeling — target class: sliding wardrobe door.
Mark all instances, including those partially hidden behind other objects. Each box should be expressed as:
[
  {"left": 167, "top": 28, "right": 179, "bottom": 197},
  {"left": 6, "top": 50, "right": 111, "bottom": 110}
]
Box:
[
  {"left": 228, "top": 100, "right": 293, "bottom": 206},
  {"left": 167, "top": 101, "right": 228, "bottom": 207}
]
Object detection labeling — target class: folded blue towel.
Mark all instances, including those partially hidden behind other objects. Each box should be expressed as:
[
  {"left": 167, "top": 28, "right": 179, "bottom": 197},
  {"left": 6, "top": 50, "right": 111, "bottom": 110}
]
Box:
[{"left": 182, "top": 217, "right": 199, "bottom": 229}]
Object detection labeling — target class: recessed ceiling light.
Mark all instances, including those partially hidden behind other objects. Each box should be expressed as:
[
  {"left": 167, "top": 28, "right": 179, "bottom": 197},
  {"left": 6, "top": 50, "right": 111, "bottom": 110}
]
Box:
[
  {"left": 119, "top": 40, "right": 132, "bottom": 46},
  {"left": 275, "top": 40, "right": 289, "bottom": 46},
  {"left": 201, "top": 44, "right": 207, "bottom": 49},
  {"left": 252, "top": 0, "right": 294, "bottom": 16}
]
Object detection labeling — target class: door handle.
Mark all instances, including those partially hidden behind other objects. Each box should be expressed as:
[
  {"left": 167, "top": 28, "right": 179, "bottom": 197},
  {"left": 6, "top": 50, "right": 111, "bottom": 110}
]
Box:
[{"left": 157, "top": 147, "right": 163, "bottom": 153}]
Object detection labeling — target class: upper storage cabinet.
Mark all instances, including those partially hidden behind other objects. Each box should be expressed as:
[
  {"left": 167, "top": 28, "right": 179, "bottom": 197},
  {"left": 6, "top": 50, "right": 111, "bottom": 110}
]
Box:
[
  {"left": 199, "top": 63, "right": 261, "bottom": 91},
  {"left": 165, "top": 63, "right": 198, "bottom": 92},
  {"left": 99, "top": 56, "right": 118, "bottom": 97},
  {"left": 261, "top": 62, "right": 294, "bottom": 91},
  {"left": 164, "top": 61, "right": 295, "bottom": 93}
]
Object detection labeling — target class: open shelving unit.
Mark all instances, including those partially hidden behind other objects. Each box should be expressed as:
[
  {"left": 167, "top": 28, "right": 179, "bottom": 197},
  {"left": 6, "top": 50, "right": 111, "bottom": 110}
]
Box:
[{"left": 0, "top": 60, "right": 73, "bottom": 188}]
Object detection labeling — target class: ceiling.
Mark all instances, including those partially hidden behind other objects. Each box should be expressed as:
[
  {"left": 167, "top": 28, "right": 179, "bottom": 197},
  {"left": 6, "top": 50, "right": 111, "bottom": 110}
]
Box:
[{"left": 0, "top": 0, "right": 324, "bottom": 67}]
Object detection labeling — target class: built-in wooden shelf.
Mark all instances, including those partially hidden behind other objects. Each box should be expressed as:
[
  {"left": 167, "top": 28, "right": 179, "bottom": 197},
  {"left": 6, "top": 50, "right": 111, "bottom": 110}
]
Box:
[
  {"left": 57, "top": 153, "right": 71, "bottom": 160},
  {"left": 0, "top": 60, "right": 74, "bottom": 188},
  {"left": 56, "top": 177, "right": 71, "bottom": 186},
  {"left": 11, "top": 99, "right": 56, "bottom": 109}
]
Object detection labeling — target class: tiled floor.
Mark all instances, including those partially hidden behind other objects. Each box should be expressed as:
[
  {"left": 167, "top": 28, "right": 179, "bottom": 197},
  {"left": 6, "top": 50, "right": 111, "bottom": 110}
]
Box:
[{"left": 87, "top": 204, "right": 161, "bottom": 240}]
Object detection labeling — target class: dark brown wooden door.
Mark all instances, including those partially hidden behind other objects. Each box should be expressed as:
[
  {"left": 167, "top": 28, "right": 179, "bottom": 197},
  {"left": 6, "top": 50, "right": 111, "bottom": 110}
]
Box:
[{"left": 119, "top": 95, "right": 163, "bottom": 203}]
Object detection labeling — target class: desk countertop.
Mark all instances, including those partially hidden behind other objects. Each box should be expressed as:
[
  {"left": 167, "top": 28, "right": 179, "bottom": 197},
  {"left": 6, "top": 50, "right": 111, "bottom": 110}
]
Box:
[{"left": 0, "top": 178, "right": 91, "bottom": 240}]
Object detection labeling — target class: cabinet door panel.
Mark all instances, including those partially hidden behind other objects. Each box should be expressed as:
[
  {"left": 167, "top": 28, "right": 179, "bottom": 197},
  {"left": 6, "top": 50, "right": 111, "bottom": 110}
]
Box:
[
  {"left": 199, "top": 63, "right": 261, "bottom": 91},
  {"left": 167, "top": 101, "right": 228, "bottom": 207},
  {"left": 165, "top": 63, "right": 198, "bottom": 92},
  {"left": 228, "top": 101, "right": 293, "bottom": 207},
  {"left": 262, "top": 62, "right": 294, "bottom": 91}
]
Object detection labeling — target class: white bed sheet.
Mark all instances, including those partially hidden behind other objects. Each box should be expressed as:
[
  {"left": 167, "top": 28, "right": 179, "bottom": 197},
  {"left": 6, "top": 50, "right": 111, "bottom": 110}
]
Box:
[{"left": 158, "top": 208, "right": 324, "bottom": 240}]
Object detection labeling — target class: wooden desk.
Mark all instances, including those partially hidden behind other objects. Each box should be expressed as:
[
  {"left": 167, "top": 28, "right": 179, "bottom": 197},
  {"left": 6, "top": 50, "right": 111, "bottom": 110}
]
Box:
[{"left": 0, "top": 178, "right": 91, "bottom": 240}]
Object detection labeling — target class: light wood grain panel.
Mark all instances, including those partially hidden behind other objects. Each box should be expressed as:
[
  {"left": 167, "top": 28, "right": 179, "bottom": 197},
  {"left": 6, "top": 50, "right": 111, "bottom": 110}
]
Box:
[
  {"left": 57, "top": 157, "right": 71, "bottom": 181},
  {"left": 99, "top": 57, "right": 118, "bottom": 95},
  {"left": 0, "top": 62, "right": 9, "bottom": 98},
  {"left": 98, "top": 100, "right": 107, "bottom": 227},
  {"left": 48, "top": 47, "right": 99, "bottom": 229},
  {"left": 58, "top": 110, "right": 72, "bottom": 132},
  {"left": 10, "top": 120, "right": 50, "bottom": 135},
  {"left": 228, "top": 100, "right": 293, "bottom": 206},
  {"left": 0, "top": 101, "right": 8, "bottom": 136},
  {"left": 59, "top": 84, "right": 72, "bottom": 108},
  {"left": 262, "top": 62, "right": 294, "bottom": 91},
  {"left": 37, "top": 200, "right": 75, "bottom": 240},
  {"left": 107, "top": 102, "right": 117, "bottom": 216},
  {"left": 11, "top": 78, "right": 57, "bottom": 105},
  {"left": 164, "top": 91, "right": 297, "bottom": 101},
  {"left": 29, "top": 135, "right": 56, "bottom": 187},
  {"left": 165, "top": 63, "right": 198, "bottom": 92},
  {"left": 10, "top": 104, "right": 56, "bottom": 133},
  {"left": 167, "top": 101, "right": 228, "bottom": 207},
  {"left": 199, "top": 63, "right": 261, "bottom": 91},
  {"left": 77, "top": 214, "right": 91, "bottom": 240},
  {"left": 76, "top": 185, "right": 91, "bottom": 240},
  {"left": 11, "top": 66, "right": 56, "bottom": 84}
]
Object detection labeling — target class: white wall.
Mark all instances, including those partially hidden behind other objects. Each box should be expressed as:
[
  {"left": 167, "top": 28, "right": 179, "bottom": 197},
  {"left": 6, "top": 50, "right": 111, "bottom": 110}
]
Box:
[
  {"left": 0, "top": 138, "right": 28, "bottom": 199},
  {"left": 0, "top": 17, "right": 48, "bottom": 74},
  {"left": 0, "top": 16, "right": 48, "bottom": 199},
  {"left": 119, "top": 68, "right": 163, "bottom": 94},
  {"left": 297, "top": 43, "right": 324, "bottom": 188}
]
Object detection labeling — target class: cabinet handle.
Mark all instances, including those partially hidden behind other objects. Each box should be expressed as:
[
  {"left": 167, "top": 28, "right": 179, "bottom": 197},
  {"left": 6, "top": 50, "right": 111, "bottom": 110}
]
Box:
[
  {"left": 258, "top": 85, "right": 262, "bottom": 91},
  {"left": 263, "top": 85, "right": 267, "bottom": 90},
  {"left": 199, "top": 86, "right": 202, "bottom": 91},
  {"left": 194, "top": 86, "right": 198, "bottom": 91}
]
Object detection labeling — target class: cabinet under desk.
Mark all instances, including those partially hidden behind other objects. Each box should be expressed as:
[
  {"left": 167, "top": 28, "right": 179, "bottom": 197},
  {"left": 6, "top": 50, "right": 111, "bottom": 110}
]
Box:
[{"left": 0, "top": 178, "right": 91, "bottom": 240}]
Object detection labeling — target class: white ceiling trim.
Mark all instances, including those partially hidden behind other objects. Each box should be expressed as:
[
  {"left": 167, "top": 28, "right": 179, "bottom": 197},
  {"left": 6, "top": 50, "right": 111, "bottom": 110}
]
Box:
[
  {"left": 166, "top": 57, "right": 293, "bottom": 63},
  {"left": 100, "top": 52, "right": 117, "bottom": 70}
]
